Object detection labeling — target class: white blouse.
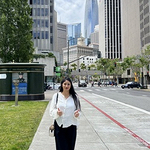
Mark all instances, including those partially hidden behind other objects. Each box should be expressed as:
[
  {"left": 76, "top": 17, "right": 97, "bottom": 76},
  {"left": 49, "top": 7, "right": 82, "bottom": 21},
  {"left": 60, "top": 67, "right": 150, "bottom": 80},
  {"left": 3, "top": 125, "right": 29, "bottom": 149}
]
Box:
[{"left": 49, "top": 92, "right": 80, "bottom": 128}]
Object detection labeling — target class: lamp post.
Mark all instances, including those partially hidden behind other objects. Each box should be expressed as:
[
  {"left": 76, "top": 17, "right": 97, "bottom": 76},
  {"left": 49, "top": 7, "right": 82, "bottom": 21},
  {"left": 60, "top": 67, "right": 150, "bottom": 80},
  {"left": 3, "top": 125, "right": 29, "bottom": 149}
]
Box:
[{"left": 67, "top": 39, "right": 69, "bottom": 76}]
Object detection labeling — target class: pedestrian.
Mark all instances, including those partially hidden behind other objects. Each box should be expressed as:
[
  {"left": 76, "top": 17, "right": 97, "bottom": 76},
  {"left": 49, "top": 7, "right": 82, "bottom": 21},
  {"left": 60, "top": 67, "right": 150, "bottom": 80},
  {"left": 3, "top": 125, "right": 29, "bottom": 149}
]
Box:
[{"left": 49, "top": 77, "right": 81, "bottom": 150}]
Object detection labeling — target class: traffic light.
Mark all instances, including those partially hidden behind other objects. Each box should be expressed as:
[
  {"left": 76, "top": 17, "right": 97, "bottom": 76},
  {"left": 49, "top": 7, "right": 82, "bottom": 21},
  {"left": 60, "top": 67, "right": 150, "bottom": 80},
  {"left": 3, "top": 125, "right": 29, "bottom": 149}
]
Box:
[
  {"left": 79, "top": 69, "right": 80, "bottom": 72},
  {"left": 114, "top": 62, "right": 116, "bottom": 67},
  {"left": 147, "top": 71, "right": 149, "bottom": 76}
]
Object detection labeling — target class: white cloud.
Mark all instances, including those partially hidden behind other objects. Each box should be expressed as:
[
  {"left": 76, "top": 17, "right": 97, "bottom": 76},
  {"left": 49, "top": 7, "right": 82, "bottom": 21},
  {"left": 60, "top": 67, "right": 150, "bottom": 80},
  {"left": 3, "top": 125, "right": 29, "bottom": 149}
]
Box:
[{"left": 54, "top": 0, "right": 86, "bottom": 33}]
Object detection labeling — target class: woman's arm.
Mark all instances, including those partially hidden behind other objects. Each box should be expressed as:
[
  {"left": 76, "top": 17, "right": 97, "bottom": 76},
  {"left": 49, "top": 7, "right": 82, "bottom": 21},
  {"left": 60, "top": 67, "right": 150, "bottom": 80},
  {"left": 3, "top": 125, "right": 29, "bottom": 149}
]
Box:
[{"left": 49, "top": 93, "right": 59, "bottom": 119}]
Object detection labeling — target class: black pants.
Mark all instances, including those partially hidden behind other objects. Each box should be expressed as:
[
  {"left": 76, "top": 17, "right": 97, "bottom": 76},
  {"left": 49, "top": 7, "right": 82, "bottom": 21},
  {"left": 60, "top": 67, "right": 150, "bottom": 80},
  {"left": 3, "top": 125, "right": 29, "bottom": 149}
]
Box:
[{"left": 54, "top": 121, "right": 77, "bottom": 150}]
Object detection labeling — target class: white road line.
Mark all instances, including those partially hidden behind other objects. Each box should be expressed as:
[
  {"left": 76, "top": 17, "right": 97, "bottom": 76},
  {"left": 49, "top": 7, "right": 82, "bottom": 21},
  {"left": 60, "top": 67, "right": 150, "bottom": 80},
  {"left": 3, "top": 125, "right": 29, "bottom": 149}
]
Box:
[{"left": 92, "top": 93, "right": 150, "bottom": 115}]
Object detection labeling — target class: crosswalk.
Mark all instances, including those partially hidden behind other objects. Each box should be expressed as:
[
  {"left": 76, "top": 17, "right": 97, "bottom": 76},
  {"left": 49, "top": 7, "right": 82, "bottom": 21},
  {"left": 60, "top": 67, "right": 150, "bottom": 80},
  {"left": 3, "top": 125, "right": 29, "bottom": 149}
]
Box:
[{"left": 74, "top": 86, "right": 120, "bottom": 92}]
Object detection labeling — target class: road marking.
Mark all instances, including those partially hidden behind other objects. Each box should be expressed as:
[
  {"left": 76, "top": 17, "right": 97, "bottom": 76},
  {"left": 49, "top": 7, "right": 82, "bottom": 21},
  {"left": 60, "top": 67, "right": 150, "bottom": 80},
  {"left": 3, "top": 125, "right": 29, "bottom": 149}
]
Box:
[
  {"left": 79, "top": 94, "right": 150, "bottom": 149},
  {"left": 92, "top": 93, "right": 150, "bottom": 115}
]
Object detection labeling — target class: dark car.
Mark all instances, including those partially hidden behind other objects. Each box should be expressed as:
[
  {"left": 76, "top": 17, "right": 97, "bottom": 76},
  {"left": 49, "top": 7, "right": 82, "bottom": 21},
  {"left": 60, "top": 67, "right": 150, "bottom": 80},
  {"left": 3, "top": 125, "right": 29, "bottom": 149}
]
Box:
[
  {"left": 121, "top": 82, "right": 141, "bottom": 89},
  {"left": 78, "top": 80, "right": 87, "bottom": 87}
]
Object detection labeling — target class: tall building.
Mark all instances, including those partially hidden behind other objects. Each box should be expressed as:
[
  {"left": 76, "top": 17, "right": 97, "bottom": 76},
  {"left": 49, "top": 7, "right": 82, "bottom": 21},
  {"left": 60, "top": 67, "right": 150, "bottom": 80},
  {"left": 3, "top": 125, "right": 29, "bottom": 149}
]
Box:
[
  {"left": 68, "top": 23, "right": 81, "bottom": 46},
  {"left": 139, "top": 0, "right": 150, "bottom": 50},
  {"left": 121, "top": 0, "right": 141, "bottom": 58},
  {"left": 99, "top": 0, "right": 122, "bottom": 59},
  {"left": 28, "top": 0, "right": 56, "bottom": 53},
  {"left": 57, "top": 22, "right": 67, "bottom": 65},
  {"left": 84, "top": 0, "right": 98, "bottom": 42}
]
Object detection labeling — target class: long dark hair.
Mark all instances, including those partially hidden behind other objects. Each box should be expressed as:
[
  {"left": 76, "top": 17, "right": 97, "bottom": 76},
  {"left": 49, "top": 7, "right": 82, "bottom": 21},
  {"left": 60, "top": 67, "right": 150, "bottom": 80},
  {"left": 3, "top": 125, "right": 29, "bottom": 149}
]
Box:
[{"left": 59, "top": 77, "right": 81, "bottom": 110}]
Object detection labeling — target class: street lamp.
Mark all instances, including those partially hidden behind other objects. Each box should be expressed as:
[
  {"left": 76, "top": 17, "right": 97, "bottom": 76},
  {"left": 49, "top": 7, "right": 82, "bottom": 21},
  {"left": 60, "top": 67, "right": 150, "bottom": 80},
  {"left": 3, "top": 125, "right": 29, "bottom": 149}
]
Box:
[{"left": 67, "top": 39, "right": 69, "bottom": 76}]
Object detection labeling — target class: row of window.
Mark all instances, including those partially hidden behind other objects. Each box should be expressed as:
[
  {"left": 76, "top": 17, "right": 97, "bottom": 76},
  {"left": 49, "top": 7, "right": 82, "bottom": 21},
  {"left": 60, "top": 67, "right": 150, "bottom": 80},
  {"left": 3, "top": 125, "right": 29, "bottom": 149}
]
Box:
[
  {"left": 30, "top": 0, "right": 51, "bottom": 5},
  {"left": 33, "top": 19, "right": 49, "bottom": 28},
  {"left": 31, "top": 8, "right": 50, "bottom": 16},
  {"left": 33, "top": 31, "right": 49, "bottom": 39}
]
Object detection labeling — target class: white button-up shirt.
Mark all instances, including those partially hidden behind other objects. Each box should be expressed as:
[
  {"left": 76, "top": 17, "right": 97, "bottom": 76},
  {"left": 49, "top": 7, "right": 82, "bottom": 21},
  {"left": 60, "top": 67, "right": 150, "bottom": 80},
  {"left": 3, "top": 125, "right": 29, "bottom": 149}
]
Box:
[{"left": 49, "top": 92, "right": 80, "bottom": 128}]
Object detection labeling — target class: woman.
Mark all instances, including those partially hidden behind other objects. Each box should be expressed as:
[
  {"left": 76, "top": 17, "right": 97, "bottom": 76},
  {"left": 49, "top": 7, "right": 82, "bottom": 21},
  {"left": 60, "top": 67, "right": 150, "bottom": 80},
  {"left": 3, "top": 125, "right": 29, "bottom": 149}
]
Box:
[{"left": 49, "top": 77, "right": 81, "bottom": 150}]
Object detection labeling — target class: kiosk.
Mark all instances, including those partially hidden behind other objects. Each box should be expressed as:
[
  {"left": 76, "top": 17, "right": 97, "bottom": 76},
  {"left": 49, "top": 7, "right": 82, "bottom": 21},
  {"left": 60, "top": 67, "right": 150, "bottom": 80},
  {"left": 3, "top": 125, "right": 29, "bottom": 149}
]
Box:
[{"left": 0, "top": 63, "right": 46, "bottom": 101}]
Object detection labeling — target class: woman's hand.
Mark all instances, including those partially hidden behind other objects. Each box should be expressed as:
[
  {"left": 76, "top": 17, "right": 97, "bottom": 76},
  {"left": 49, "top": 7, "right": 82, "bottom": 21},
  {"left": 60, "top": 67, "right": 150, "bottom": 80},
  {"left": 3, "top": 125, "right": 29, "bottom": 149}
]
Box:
[
  {"left": 57, "top": 108, "right": 63, "bottom": 116},
  {"left": 74, "top": 110, "right": 79, "bottom": 118}
]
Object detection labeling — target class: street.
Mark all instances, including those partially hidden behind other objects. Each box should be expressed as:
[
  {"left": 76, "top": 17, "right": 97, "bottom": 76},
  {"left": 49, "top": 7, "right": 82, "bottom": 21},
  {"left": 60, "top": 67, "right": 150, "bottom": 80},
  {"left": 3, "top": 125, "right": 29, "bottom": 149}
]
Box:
[{"left": 74, "top": 83, "right": 150, "bottom": 113}]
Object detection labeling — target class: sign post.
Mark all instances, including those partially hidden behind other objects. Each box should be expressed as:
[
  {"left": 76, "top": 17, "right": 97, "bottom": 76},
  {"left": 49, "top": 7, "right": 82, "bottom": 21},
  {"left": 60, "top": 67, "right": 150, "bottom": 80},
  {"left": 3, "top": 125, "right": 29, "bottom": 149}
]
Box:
[{"left": 13, "top": 79, "right": 19, "bottom": 106}]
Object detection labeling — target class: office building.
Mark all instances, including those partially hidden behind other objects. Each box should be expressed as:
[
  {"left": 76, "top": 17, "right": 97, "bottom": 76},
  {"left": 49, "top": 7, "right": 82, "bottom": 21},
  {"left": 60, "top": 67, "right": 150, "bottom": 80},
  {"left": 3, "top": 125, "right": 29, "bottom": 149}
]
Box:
[
  {"left": 28, "top": 0, "right": 56, "bottom": 53},
  {"left": 84, "top": 0, "right": 98, "bottom": 43},
  {"left": 139, "top": 0, "right": 150, "bottom": 50},
  {"left": 68, "top": 23, "right": 81, "bottom": 46},
  {"left": 121, "top": 0, "right": 141, "bottom": 58},
  {"left": 57, "top": 22, "right": 67, "bottom": 65},
  {"left": 99, "top": 0, "right": 122, "bottom": 59}
]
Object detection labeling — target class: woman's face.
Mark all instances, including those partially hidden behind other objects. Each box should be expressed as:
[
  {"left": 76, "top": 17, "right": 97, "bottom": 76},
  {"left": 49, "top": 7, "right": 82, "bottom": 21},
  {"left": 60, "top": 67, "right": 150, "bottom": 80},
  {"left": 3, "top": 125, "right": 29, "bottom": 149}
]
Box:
[{"left": 62, "top": 80, "right": 71, "bottom": 92}]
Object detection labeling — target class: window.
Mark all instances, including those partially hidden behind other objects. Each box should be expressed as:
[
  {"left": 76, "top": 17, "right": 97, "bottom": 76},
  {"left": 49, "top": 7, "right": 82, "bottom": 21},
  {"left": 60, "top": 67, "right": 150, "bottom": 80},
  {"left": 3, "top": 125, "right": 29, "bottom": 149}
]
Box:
[
  {"left": 45, "top": 0, "right": 48, "bottom": 5},
  {"left": 50, "top": 26, "right": 53, "bottom": 33},
  {"left": 41, "top": 0, "right": 44, "bottom": 5},
  {"left": 41, "top": 20, "right": 44, "bottom": 27},
  {"left": 33, "top": 31, "right": 36, "bottom": 39},
  {"left": 45, "top": 20, "right": 49, "bottom": 27},
  {"left": 45, "top": 8, "right": 49, "bottom": 16},
  {"left": 33, "top": 0, "right": 36, "bottom": 4},
  {"left": 33, "top": 8, "right": 37, "bottom": 16},
  {"left": 45, "top": 31, "right": 49, "bottom": 39},
  {"left": 127, "top": 69, "right": 130, "bottom": 75},
  {"left": 37, "top": 0, "right": 40, "bottom": 4},
  {"left": 41, "top": 8, "right": 44, "bottom": 16},
  {"left": 50, "top": 16, "right": 53, "bottom": 23},
  {"left": 37, "top": 20, "right": 40, "bottom": 27},
  {"left": 37, "top": 31, "right": 40, "bottom": 39},
  {"left": 37, "top": 8, "right": 40, "bottom": 16},
  {"left": 41, "top": 31, "right": 44, "bottom": 39},
  {"left": 33, "top": 19, "right": 36, "bottom": 27},
  {"left": 30, "top": 0, "right": 32, "bottom": 5}
]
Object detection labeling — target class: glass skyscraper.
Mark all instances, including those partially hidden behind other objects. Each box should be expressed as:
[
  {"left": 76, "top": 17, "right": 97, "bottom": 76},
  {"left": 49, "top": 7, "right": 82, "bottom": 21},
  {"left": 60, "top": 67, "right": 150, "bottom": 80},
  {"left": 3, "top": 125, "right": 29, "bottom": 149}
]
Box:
[
  {"left": 67, "top": 23, "right": 81, "bottom": 46},
  {"left": 84, "top": 0, "right": 98, "bottom": 40}
]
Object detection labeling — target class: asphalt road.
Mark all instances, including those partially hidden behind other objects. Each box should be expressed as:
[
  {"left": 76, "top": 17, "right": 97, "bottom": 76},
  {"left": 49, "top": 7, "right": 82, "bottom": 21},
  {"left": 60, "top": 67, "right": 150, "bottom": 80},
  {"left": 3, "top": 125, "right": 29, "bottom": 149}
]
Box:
[{"left": 74, "top": 83, "right": 150, "bottom": 113}]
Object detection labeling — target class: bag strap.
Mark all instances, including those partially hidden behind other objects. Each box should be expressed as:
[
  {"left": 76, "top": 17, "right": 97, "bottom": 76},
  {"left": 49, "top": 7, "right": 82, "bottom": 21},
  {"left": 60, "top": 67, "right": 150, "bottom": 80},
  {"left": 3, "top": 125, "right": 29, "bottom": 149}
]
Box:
[{"left": 56, "top": 93, "right": 58, "bottom": 104}]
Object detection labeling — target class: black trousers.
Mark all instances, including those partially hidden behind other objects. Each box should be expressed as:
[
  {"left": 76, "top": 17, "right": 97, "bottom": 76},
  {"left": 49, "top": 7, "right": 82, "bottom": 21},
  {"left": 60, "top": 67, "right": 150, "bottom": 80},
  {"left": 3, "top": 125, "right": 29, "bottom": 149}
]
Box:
[{"left": 54, "top": 121, "right": 77, "bottom": 150}]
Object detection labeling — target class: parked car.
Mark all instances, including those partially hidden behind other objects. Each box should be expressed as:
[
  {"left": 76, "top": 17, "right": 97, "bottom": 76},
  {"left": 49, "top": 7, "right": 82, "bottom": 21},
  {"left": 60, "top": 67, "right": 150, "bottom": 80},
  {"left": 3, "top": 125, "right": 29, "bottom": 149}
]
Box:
[
  {"left": 78, "top": 80, "right": 87, "bottom": 87},
  {"left": 121, "top": 82, "right": 141, "bottom": 89}
]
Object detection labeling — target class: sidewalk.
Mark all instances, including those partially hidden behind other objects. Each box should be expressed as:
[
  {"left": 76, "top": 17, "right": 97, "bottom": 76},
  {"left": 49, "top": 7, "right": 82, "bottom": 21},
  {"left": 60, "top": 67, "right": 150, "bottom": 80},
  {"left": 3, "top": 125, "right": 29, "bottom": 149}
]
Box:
[{"left": 29, "top": 90, "right": 150, "bottom": 150}]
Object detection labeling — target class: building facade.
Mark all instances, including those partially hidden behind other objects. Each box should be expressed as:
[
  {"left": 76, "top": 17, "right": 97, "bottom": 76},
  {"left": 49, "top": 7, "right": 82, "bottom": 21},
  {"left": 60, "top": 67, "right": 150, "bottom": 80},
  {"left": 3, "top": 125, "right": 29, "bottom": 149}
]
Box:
[
  {"left": 84, "top": 0, "right": 98, "bottom": 41},
  {"left": 99, "top": 0, "right": 122, "bottom": 59},
  {"left": 68, "top": 23, "right": 81, "bottom": 46},
  {"left": 28, "top": 0, "right": 56, "bottom": 53},
  {"left": 90, "top": 25, "right": 99, "bottom": 44},
  {"left": 57, "top": 22, "right": 67, "bottom": 65},
  {"left": 63, "top": 36, "right": 93, "bottom": 70},
  {"left": 139, "top": 0, "right": 150, "bottom": 50},
  {"left": 121, "top": 0, "right": 141, "bottom": 58}
]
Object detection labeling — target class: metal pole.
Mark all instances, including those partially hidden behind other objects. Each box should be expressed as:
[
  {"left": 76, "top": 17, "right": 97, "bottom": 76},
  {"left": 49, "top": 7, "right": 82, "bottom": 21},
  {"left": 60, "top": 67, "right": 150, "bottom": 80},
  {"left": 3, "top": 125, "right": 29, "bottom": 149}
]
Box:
[{"left": 67, "top": 40, "right": 69, "bottom": 76}]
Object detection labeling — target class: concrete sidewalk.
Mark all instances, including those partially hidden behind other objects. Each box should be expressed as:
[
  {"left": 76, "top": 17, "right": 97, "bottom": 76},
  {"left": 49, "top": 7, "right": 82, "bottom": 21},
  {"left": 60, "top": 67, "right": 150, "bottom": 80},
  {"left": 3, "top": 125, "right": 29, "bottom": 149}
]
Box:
[{"left": 29, "top": 90, "right": 150, "bottom": 150}]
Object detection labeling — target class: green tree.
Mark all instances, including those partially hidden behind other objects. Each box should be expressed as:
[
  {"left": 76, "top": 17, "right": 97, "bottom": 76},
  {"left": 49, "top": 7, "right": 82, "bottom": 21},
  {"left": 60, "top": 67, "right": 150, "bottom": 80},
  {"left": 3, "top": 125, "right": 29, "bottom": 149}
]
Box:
[
  {"left": 80, "top": 63, "right": 86, "bottom": 70},
  {"left": 71, "top": 63, "right": 77, "bottom": 70},
  {"left": 0, "top": 0, "right": 34, "bottom": 63}
]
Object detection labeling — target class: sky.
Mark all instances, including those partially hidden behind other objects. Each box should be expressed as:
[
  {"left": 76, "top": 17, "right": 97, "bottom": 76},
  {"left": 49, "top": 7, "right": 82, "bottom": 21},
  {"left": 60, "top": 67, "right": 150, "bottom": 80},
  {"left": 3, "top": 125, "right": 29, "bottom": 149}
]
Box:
[{"left": 54, "top": 0, "right": 86, "bottom": 34}]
